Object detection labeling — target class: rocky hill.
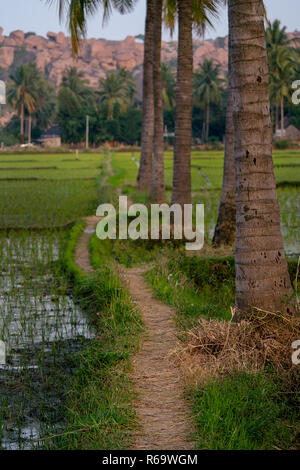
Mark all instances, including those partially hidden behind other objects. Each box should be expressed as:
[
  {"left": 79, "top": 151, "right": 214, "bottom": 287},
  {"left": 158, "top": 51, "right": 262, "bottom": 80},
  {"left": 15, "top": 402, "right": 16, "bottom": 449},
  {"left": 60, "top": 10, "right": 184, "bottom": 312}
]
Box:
[
  {"left": 0, "top": 27, "right": 229, "bottom": 90},
  {"left": 1, "top": 27, "right": 299, "bottom": 92}
]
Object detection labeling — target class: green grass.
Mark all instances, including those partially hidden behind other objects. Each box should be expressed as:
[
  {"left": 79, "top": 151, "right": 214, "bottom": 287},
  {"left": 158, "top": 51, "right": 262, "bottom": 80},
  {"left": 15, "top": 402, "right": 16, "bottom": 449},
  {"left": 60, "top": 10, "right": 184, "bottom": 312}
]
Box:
[
  {"left": 146, "top": 254, "right": 299, "bottom": 450},
  {"left": 146, "top": 255, "right": 299, "bottom": 328},
  {"left": 146, "top": 261, "right": 232, "bottom": 331},
  {"left": 49, "top": 222, "right": 143, "bottom": 450},
  {"left": 190, "top": 371, "right": 299, "bottom": 450}
]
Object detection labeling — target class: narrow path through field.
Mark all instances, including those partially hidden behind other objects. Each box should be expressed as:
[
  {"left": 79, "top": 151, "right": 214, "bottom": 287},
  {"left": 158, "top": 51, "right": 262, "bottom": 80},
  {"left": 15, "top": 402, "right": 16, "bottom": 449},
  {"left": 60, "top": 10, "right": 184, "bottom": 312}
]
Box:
[
  {"left": 75, "top": 215, "right": 100, "bottom": 274},
  {"left": 122, "top": 266, "right": 194, "bottom": 450},
  {"left": 75, "top": 152, "right": 112, "bottom": 274},
  {"left": 74, "top": 151, "right": 193, "bottom": 449}
]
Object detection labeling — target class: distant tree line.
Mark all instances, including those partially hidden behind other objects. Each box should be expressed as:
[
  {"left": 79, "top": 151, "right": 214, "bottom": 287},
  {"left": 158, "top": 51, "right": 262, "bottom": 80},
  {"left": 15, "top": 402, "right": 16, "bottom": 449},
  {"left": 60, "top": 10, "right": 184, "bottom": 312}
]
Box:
[
  {"left": 1, "top": 58, "right": 228, "bottom": 146},
  {"left": 1, "top": 19, "right": 300, "bottom": 148}
]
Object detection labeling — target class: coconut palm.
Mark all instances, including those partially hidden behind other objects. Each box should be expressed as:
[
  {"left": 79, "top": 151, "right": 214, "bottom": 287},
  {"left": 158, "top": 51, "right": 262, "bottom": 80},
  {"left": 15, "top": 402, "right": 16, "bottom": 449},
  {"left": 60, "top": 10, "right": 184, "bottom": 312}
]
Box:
[
  {"left": 98, "top": 71, "right": 131, "bottom": 120},
  {"left": 229, "top": 0, "right": 293, "bottom": 315},
  {"left": 213, "top": 23, "right": 235, "bottom": 246},
  {"left": 47, "top": 0, "right": 136, "bottom": 53},
  {"left": 213, "top": 0, "right": 269, "bottom": 247},
  {"left": 47, "top": 0, "right": 153, "bottom": 190},
  {"left": 138, "top": 0, "right": 155, "bottom": 191},
  {"left": 139, "top": 0, "right": 224, "bottom": 196},
  {"left": 193, "top": 58, "right": 224, "bottom": 142},
  {"left": 7, "top": 62, "right": 45, "bottom": 143},
  {"left": 161, "top": 62, "right": 176, "bottom": 111},
  {"left": 149, "top": 0, "right": 165, "bottom": 203},
  {"left": 266, "top": 19, "right": 290, "bottom": 54},
  {"left": 171, "top": 0, "right": 221, "bottom": 207},
  {"left": 269, "top": 49, "right": 297, "bottom": 137},
  {"left": 266, "top": 22, "right": 298, "bottom": 135},
  {"left": 61, "top": 66, "right": 93, "bottom": 104},
  {"left": 118, "top": 67, "right": 137, "bottom": 106}
]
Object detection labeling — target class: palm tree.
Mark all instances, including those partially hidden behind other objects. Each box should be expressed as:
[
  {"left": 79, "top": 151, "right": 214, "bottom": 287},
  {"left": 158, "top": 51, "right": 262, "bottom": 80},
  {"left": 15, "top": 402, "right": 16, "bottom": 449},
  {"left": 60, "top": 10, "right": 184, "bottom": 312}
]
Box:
[
  {"left": 171, "top": 0, "right": 220, "bottom": 207},
  {"left": 266, "top": 19, "right": 298, "bottom": 135},
  {"left": 161, "top": 62, "right": 176, "bottom": 111},
  {"left": 229, "top": 0, "right": 293, "bottom": 316},
  {"left": 213, "top": 0, "right": 270, "bottom": 247},
  {"left": 266, "top": 19, "right": 290, "bottom": 48},
  {"left": 194, "top": 58, "right": 224, "bottom": 141},
  {"left": 48, "top": 0, "right": 135, "bottom": 53},
  {"left": 7, "top": 63, "right": 45, "bottom": 143},
  {"left": 149, "top": 0, "right": 165, "bottom": 203},
  {"left": 118, "top": 67, "right": 137, "bottom": 106},
  {"left": 48, "top": 0, "right": 153, "bottom": 189},
  {"left": 98, "top": 71, "right": 130, "bottom": 120},
  {"left": 61, "top": 66, "right": 92, "bottom": 102},
  {"left": 171, "top": 0, "right": 193, "bottom": 206},
  {"left": 213, "top": 22, "right": 235, "bottom": 247},
  {"left": 138, "top": 0, "right": 155, "bottom": 191},
  {"left": 271, "top": 52, "right": 297, "bottom": 137}
]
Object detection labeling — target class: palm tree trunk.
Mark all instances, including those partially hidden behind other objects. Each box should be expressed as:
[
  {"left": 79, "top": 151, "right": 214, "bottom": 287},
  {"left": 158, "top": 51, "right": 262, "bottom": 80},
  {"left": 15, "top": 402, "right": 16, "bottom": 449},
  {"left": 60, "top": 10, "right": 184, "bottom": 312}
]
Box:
[
  {"left": 20, "top": 99, "right": 24, "bottom": 143},
  {"left": 28, "top": 115, "right": 32, "bottom": 144},
  {"left": 138, "top": 0, "right": 155, "bottom": 191},
  {"left": 230, "top": 0, "right": 293, "bottom": 316},
  {"left": 202, "top": 121, "right": 206, "bottom": 143},
  {"left": 213, "top": 27, "right": 235, "bottom": 247},
  {"left": 108, "top": 102, "right": 113, "bottom": 120},
  {"left": 171, "top": 0, "right": 193, "bottom": 206},
  {"left": 280, "top": 96, "right": 284, "bottom": 138},
  {"left": 149, "top": 0, "right": 165, "bottom": 203},
  {"left": 206, "top": 102, "right": 210, "bottom": 141}
]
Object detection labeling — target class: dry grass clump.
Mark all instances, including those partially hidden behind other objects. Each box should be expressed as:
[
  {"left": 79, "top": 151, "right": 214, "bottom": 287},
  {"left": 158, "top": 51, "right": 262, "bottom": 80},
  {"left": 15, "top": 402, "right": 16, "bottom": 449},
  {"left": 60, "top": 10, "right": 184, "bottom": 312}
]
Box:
[{"left": 175, "top": 308, "right": 300, "bottom": 386}]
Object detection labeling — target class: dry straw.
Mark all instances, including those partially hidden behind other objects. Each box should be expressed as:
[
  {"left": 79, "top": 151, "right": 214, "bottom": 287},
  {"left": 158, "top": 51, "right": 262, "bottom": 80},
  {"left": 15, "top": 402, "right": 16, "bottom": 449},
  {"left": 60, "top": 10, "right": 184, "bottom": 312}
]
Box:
[{"left": 174, "top": 305, "right": 300, "bottom": 387}]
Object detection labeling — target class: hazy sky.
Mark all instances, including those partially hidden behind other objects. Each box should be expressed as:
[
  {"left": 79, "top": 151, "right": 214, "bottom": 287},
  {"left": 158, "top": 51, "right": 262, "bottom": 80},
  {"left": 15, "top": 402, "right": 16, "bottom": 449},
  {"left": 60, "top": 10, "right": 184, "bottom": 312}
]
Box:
[{"left": 2, "top": 0, "right": 300, "bottom": 41}]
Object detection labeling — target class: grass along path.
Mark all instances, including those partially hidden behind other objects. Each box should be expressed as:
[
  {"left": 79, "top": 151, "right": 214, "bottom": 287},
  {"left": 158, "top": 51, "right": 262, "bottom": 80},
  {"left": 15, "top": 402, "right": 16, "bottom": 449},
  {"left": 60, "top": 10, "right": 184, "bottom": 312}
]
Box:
[
  {"left": 75, "top": 216, "right": 101, "bottom": 274},
  {"left": 75, "top": 152, "right": 113, "bottom": 274},
  {"left": 73, "top": 152, "right": 194, "bottom": 449},
  {"left": 122, "top": 266, "right": 194, "bottom": 450}
]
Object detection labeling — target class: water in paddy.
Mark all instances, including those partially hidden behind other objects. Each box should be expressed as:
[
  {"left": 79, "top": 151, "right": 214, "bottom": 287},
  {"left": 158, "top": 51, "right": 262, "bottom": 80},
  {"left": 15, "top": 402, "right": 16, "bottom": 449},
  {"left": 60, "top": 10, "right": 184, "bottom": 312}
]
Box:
[{"left": 0, "top": 230, "right": 95, "bottom": 449}]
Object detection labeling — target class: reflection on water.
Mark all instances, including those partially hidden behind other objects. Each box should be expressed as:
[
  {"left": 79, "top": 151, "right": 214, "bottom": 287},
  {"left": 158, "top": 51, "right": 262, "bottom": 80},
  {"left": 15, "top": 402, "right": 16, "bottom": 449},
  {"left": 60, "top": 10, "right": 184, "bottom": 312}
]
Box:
[{"left": 0, "top": 231, "right": 95, "bottom": 449}]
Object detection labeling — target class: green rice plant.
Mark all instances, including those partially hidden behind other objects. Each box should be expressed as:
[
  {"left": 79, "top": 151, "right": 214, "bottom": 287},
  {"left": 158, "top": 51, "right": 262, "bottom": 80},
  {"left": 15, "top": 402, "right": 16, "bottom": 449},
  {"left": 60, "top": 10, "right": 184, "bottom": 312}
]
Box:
[
  {"left": 0, "top": 229, "right": 94, "bottom": 449},
  {"left": 0, "top": 180, "right": 97, "bottom": 228}
]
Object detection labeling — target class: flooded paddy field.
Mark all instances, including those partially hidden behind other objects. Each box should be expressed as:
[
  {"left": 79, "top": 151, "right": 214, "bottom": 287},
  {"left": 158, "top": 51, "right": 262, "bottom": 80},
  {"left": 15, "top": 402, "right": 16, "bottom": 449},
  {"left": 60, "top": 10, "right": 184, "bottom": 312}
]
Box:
[{"left": 0, "top": 230, "right": 95, "bottom": 449}]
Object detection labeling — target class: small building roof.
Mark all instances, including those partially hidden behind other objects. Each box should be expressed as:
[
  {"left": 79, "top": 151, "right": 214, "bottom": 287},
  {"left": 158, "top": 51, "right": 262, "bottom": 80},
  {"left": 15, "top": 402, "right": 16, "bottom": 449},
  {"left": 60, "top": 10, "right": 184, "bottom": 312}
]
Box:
[{"left": 41, "top": 125, "right": 62, "bottom": 139}]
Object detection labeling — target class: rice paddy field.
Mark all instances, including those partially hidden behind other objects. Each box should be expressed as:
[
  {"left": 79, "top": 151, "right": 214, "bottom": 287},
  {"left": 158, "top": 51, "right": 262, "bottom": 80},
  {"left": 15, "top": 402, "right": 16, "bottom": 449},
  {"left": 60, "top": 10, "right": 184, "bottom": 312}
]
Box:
[
  {"left": 0, "top": 148, "right": 299, "bottom": 449},
  {"left": 111, "top": 149, "right": 300, "bottom": 254}
]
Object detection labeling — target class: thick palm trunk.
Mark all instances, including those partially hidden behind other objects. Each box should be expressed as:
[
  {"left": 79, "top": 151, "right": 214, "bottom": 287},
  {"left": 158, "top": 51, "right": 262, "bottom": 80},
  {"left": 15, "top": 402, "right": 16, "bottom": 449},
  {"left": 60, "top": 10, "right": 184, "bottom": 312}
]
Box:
[
  {"left": 20, "top": 99, "right": 24, "bottom": 142},
  {"left": 28, "top": 115, "right": 32, "bottom": 144},
  {"left": 171, "top": 0, "right": 193, "bottom": 206},
  {"left": 149, "top": 0, "right": 165, "bottom": 203},
  {"left": 138, "top": 0, "right": 155, "bottom": 191},
  {"left": 230, "top": 0, "right": 293, "bottom": 316},
  {"left": 280, "top": 96, "right": 284, "bottom": 138},
  {"left": 213, "top": 31, "right": 235, "bottom": 246},
  {"left": 205, "top": 102, "right": 210, "bottom": 141},
  {"left": 275, "top": 102, "right": 279, "bottom": 131}
]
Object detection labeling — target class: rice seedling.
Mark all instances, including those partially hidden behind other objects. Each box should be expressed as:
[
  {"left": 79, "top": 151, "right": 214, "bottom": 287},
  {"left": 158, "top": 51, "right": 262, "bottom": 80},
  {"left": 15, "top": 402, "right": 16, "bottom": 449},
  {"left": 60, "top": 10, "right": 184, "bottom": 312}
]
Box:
[{"left": 0, "top": 230, "right": 95, "bottom": 449}]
